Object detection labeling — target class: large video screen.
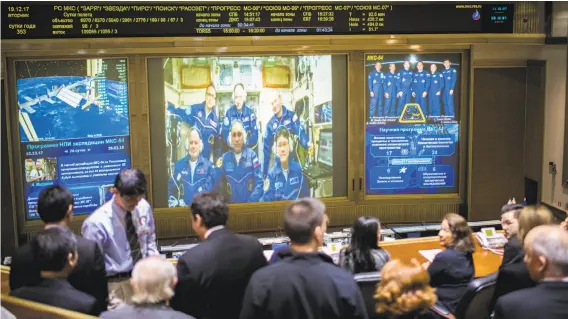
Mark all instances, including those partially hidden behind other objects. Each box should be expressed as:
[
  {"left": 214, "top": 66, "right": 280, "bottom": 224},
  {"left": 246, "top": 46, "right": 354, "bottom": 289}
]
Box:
[
  {"left": 16, "top": 59, "right": 130, "bottom": 219},
  {"left": 364, "top": 53, "right": 461, "bottom": 195},
  {"left": 153, "top": 56, "right": 339, "bottom": 207}
]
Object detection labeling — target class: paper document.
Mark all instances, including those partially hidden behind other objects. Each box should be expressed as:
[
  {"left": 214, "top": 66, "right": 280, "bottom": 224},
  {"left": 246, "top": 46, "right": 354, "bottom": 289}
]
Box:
[{"left": 419, "top": 249, "right": 443, "bottom": 262}]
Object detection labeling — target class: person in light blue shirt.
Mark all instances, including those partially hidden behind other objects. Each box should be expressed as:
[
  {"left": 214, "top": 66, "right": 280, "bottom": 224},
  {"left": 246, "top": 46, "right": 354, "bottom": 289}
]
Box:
[{"left": 82, "top": 168, "right": 159, "bottom": 309}]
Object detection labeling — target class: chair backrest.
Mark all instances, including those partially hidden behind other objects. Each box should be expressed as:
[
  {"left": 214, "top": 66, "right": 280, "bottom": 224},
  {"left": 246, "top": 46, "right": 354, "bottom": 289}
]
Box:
[
  {"left": 354, "top": 271, "right": 382, "bottom": 319},
  {"left": 455, "top": 272, "right": 499, "bottom": 319},
  {"left": 1, "top": 265, "right": 10, "bottom": 295},
  {"left": 0, "top": 294, "right": 98, "bottom": 319}
]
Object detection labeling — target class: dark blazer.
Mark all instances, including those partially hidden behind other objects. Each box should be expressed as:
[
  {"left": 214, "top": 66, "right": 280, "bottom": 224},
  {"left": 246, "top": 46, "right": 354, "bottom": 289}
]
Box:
[
  {"left": 494, "top": 281, "right": 568, "bottom": 319},
  {"left": 9, "top": 234, "right": 108, "bottom": 309},
  {"left": 171, "top": 228, "right": 268, "bottom": 319},
  {"left": 240, "top": 250, "right": 368, "bottom": 319},
  {"left": 500, "top": 235, "right": 523, "bottom": 266},
  {"left": 101, "top": 303, "right": 196, "bottom": 319},
  {"left": 490, "top": 236, "right": 535, "bottom": 311},
  {"left": 10, "top": 278, "right": 100, "bottom": 315},
  {"left": 427, "top": 248, "right": 474, "bottom": 314}
]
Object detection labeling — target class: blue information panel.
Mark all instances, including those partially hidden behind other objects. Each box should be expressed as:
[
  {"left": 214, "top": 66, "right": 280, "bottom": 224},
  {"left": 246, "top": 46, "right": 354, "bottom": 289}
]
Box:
[
  {"left": 364, "top": 53, "right": 460, "bottom": 195},
  {"left": 15, "top": 58, "right": 130, "bottom": 220}
]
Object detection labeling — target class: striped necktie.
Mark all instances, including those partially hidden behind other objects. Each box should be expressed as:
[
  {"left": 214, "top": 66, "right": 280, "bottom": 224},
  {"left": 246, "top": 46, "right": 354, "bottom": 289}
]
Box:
[{"left": 125, "top": 211, "right": 142, "bottom": 264}]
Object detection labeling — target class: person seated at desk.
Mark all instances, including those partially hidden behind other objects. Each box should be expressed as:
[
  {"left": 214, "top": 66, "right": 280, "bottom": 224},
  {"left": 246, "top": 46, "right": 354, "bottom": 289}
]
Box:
[
  {"left": 492, "top": 205, "right": 553, "bottom": 309},
  {"left": 422, "top": 213, "right": 474, "bottom": 314},
  {"left": 375, "top": 259, "right": 438, "bottom": 319},
  {"left": 101, "top": 256, "right": 194, "bottom": 319},
  {"left": 499, "top": 200, "right": 525, "bottom": 266},
  {"left": 240, "top": 198, "right": 367, "bottom": 319},
  {"left": 494, "top": 225, "right": 568, "bottom": 319},
  {"left": 339, "top": 216, "right": 391, "bottom": 274},
  {"left": 11, "top": 226, "right": 101, "bottom": 315}
]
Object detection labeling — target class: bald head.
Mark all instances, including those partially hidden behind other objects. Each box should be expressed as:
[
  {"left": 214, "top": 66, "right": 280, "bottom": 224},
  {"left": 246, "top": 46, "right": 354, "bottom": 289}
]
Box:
[
  {"left": 523, "top": 225, "right": 568, "bottom": 280},
  {"left": 131, "top": 256, "right": 177, "bottom": 304}
]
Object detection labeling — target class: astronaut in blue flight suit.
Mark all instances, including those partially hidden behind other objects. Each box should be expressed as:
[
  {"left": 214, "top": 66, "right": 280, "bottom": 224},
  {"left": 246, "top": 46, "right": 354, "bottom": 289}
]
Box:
[
  {"left": 442, "top": 59, "right": 457, "bottom": 117},
  {"left": 222, "top": 83, "right": 259, "bottom": 150},
  {"left": 383, "top": 63, "right": 399, "bottom": 117},
  {"left": 263, "top": 127, "right": 309, "bottom": 202},
  {"left": 396, "top": 60, "right": 414, "bottom": 114},
  {"left": 216, "top": 120, "right": 263, "bottom": 203},
  {"left": 411, "top": 61, "right": 430, "bottom": 111},
  {"left": 263, "top": 91, "right": 311, "bottom": 178},
  {"left": 367, "top": 61, "right": 385, "bottom": 119},
  {"left": 428, "top": 63, "right": 445, "bottom": 117},
  {"left": 167, "top": 84, "right": 221, "bottom": 161},
  {"left": 168, "top": 128, "right": 217, "bottom": 208}
]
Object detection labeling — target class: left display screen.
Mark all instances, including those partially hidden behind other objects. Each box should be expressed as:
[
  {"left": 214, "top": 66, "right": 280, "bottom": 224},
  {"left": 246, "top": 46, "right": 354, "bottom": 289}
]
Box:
[{"left": 16, "top": 59, "right": 130, "bottom": 220}]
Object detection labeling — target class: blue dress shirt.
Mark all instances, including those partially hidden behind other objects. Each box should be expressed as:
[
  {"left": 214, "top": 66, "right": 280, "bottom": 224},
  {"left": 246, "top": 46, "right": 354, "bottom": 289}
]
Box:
[{"left": 81, "top": 196, "right": 159, "bottom": 276}]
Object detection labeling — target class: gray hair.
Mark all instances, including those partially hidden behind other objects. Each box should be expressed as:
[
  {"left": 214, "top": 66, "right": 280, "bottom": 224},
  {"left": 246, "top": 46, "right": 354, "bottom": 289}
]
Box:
[
  {"left": 131, "top": 256, "right": 177, "bottom": 304},
  {"left": 529, "top": 226, "right": 568, "bottom": 276}
]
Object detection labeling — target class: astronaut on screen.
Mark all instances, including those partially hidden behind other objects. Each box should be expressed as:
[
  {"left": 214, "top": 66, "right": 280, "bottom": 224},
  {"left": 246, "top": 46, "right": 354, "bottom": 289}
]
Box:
[
  {"left": 168, "top": 127, "right": 217, "bottom": 208},
  {"left": 167, "top": 84, "right": 222, "bottom": 161},
  {"left": 216, "top": 120, "right": 263, "bottom": 203},
  {"left": 262, "top": 90, "right": 312, "bottom": 178},
  {"left": 263, "top": 127, "right": 309, "bottom": 202},
  {"left": 222, "top": 83, "right": 259, "bottom": 151}
]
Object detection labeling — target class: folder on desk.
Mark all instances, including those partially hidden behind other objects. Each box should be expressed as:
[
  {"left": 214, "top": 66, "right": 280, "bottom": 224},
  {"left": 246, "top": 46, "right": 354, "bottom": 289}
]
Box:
[{"left": 419, "top": 249, "right": 443, "bottom": 262}]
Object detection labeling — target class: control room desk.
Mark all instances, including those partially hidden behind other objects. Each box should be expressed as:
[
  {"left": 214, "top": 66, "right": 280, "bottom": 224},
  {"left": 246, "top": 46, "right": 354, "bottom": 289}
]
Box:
[{"left": 380, "top": 235, "right": 502, "bottom": 278}]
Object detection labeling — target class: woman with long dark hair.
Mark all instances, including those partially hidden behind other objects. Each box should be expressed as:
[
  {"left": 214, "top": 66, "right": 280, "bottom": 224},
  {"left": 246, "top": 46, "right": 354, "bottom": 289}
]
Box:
[{"left": 339, "top": 217, "right": 391, "bottom": 274}]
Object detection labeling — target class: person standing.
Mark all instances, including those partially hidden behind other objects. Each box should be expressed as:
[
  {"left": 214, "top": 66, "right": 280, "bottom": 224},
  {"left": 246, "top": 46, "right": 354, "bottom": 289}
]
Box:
[
  {"left": 82, "top": 168, "right": 159, "bottom": 309},
  {"left": 441, "top": 59, "right": 457, "bottom": 118},
  {"left": 171, "top": 192, "right": 267, "bottom": 319},
  {"left": 367, "top": 61, "right": 385, "bottom": 119},
  {"left": 427, "top": 64, "right": 444, "bottom": 117},
  {"left": 411, "top": 61, "right": 430, "bottom": 111},
  {"left": 396, "top": 61, "right": 414, "bottom": 113},
  {"left": 383, "top": 63, "right": 399, "bottom": 117}
]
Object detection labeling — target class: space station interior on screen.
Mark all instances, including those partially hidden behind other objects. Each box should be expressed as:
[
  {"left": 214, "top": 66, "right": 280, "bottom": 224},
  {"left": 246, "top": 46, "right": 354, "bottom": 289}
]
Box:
[
  {"left": 366, "top": 56, "right": 458, "bottom": 123},
  {"left": 16, "top": 59, "right": 129, "bottom": 142},
  {"left": 164, "top": 56, "right": 334, "bottom": 207}
]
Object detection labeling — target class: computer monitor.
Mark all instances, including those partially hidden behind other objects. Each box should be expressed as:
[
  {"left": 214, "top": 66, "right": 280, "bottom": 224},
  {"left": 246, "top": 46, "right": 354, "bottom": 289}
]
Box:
[{"left": 318, "top": 129, "right": 333, "bottom": 167}]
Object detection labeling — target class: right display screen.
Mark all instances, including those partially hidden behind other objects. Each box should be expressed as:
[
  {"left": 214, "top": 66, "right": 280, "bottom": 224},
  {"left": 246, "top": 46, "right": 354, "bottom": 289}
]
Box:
[{"left": 365, "top": 53, "right": 461, "bottom": 195}]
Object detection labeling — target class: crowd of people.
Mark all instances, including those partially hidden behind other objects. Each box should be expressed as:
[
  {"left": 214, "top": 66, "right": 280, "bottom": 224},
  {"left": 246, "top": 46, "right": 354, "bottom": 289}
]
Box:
[{"left": 7, "top": 168, "right": 568, "bottom": 319}]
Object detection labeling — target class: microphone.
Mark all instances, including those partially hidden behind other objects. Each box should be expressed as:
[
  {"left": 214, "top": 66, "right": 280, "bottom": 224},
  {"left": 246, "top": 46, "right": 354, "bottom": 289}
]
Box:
[{"left": 382, "top": 223, "right": 403, "bottom": 240}]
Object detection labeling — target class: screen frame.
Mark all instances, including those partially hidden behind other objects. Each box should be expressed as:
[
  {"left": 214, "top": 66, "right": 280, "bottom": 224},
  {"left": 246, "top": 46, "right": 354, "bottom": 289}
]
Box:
[
  {"left": 6, "top": 56, "right": 133, "bottom": 233},
  {"left": 361, "top": 49, "right": 469, "bottom": 202},
  {"left": 145, "top": 53, "right": 350, "bottom": 213}
]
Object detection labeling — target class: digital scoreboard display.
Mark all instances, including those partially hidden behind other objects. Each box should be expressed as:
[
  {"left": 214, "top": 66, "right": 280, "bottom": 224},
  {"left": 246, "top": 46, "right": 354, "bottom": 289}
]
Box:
[{"left": 2, "top": 2, "right": 515, "bottom": 40}]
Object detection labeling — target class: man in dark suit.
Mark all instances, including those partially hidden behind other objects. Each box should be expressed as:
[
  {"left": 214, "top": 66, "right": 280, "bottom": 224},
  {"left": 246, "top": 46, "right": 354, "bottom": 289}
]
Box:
[
  {"left": 11, "top": 226, "right": 101, "bottom": 315},
  {"left": 170, "top": 192, "right": 268, "bottom": 319},
  {"left": 101, "top": 256, "right": 195, "bottom": 319},
  {"left": 490, "top": 203, "right": 535, "bottom": 312},
  {"left": 10, "top": 185, "right": 108, "bottom": 309},
  {"left": 494, "top": 225, "right": 568, "bottom": 319},
  {"left": 499, "top": 203, "right": 524, "bottom": 266},
  {"left": 240, "top": 198, "right": 368, "bottom": 319}
]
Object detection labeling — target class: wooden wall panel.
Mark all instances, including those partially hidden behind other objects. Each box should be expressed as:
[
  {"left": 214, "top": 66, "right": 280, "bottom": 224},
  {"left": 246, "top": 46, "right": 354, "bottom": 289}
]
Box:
[{"left": 471, "top": 68, "right": 527, "bottom": 221}]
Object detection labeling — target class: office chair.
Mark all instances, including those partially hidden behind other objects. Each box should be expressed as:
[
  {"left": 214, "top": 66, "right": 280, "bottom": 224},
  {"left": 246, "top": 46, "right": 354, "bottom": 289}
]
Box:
[
  {"left": 431, "top": 272, "right": 498, "bottom": 319},
  {"left": 354, "top": 271, "right": 382, "bottom": 319}
]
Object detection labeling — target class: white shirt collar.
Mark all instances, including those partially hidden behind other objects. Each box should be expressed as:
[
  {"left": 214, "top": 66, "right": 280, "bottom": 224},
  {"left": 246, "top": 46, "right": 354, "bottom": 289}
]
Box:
[
  {"left": 204, "top": 225, "right": 225, "bottom": 239},
  {"left": 542, "top": 277, "right": 568, "bottom": 283}
]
